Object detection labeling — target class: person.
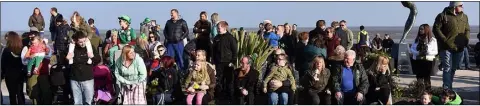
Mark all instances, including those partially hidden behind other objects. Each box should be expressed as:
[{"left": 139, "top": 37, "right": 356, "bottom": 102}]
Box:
[
  {"left": 54, "top": 18, "right": 70, "bottom": 65},
  {"left": 67, "top": 12, "right": 95, "bottom": 65},
  {"left": 88, "top": 18, "right": 100, "bottom": 36},
  {"left": 140, "top": 17, "right": 152, "bottom": 40},
  {"left": 416, "top": 91, "right": 433, "bottom": 105},
  {"left": 28, "top": 7, "right": 45, "bottom": 36},
  {"left": 210, "top": 13, "right": 220, "bottom": 39},
  {"left": 257, "top": 23, "right": 265, "bottom": 37},
  {"left": 357, "top": 25, "right": 369, "bottom": 49},
  {"left": 193, "top": 50, "right": 216, "bottom": 105},
  {"left": 410, "top": 24, "right": 438, "bottom": 91},
  {"left": 193, "top": 11, "right": 213, "bottom": 62},
  {"left": 331, "top": 21, "right": 340, "bottom": 29},
  {"left": 263, "top": 49, "right": 296, "bottom": 105},
  {"left": 300, "top": 38, "right": 327, "bottom": 77},
  {"left": 336, "top": 20, "right": 354, "bottom": 50},
  {"left": 333, "top": 50, "right": 369, "bottom": 105},
  {"left": 365, "top": 56, "right": 393, "bottom": 105},
  {"left": 292, "top": 24, "right": 298, "bottom": 40},
  {"left": 149, "top": 44, "right": 167, "bottom": 76},
  {"left": 280, "top": 24, "right": 296, "bottom": 62},
  {"left": 149, "top": 56, "right": 177, "bottom": 105},
  {"left": 25, "top": 35, "right": 48, "bottom": 77},
  {"left": 114, "top": 45, "right": 148, "bottom": 105},
  {"left": 325, "top": 27, "right": 340, "bottom": 58},
  {"left": 135, "top": 37, "right": 151, "bottom": 67},
  {"left": 65, "top": 31, "right": 98, "bottom": 105},
  {"left": 148, "top": 31, "right": 162, "bottom": 52},
  {"left": 184, "top": 61, "right": 211, "bottom": 105},
  {"left": 233, "top": 56, "right": 259, "bottom": 105},
  {"left": 459, "top": 46, "right": 471, "bottom": 70},
  {"left": 104, "top": 29, "right": 119, "bottom": 66},
  {"left": 164, "top": 9, "right": 189, "bottom": 71},
  {"left": 212, "top": 21, "right": 237, "bottom": 103},
  {"left": 327, "top": 46, "right": 346, "bottom": 74},
  {"left": 475, "top": 33, "right": 480, "bottom": 69},
  {"left": 1, "top": 31, "right": 26, "bottom": 105},
  {"left": 382, "top": 34, "right": 394, "bottom": 53},
  {"left": 118, "top": 15, "right": 136, "bottom": 45},
  {"left": 371, "top": 33, "right": 383, "bottom": 52},
  {"left": 309, "top": 20, "right": 327, "bottom": 44},
  {"left": 264, "top": 23, "right": 280, "bottom": 49},
  {"left": 433, "top": 1, "right": 470, "bottom": 89},
  {"left": 300, "top": 56, "right": 331, "bottom": 105},
  {"left": 294, "top": 32, "right": 309, "bottom": 72},
  {"left": 432, "top": 89, "right": 462, "bottom": 105},
  {"left": 49, "top": 7, "right": 63, "bottom": 42}
]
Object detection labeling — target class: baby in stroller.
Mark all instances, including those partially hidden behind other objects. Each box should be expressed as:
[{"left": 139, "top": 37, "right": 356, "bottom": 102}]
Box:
[{"left": 92, "top": 64, "right": 114, "bottom": 104}]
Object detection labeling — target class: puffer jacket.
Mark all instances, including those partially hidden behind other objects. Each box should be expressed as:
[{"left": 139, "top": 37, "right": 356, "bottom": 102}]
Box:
[
  {"left": 332, "top": 62, "right": 369, "bottom": 95},
  {"left": 55, "top": 24, "right": 71, "bottom": 51},
  {"left": 49, "top": 13, "right": 63, "bottom": 32},
  {"left": 163, "top": 19, "right": 189, "bottom": 43},
  {"left": 28, "top": 15, "right": 45, "bottom": 31},
  {"left": 433, "top": 7, "right": 470, "bottom": 52}
]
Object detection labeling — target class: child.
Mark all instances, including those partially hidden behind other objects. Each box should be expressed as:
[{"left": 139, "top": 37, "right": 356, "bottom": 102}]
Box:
[
  {"left": 26, "top": 36, "right": 49, "bottom": 76},
  {"left": 67, "top": 35, "right": 94, "bottom": 64},
  {"left": 417, "top": 91, "right": 433, "bottom": 105},
  {"left": 184, "top": 61, "right": 210, "bottom": 105},
  {"left": 432, "top": 89, "right": 462, "bottom": 105}
]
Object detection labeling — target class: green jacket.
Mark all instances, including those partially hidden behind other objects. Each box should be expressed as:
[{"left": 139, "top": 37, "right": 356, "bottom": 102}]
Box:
[
  {"left": 432, "top": 93, "right": 462, "bottom": 105},
  {"left": 114, "top": 53, "right": 147, "bottom": 85},
  {"left": 332, "top": 62, "right": 369, "bottom": 94},
  {"left": 119, "top": 27, "right": 137, "bottom": 44},
  {"left": 264, "top": 64, "right": 297, "bottom": 91},
  {"left": 433, "top": 7, "right": 470, "bottom": 51}
]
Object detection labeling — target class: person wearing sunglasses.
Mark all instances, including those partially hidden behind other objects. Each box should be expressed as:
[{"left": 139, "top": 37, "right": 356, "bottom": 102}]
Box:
[
  {"left": 433, "top": 1, "right": 470, "bottom": 90},
  {"left": 335, "top": 20, "right": 354, "bottom": 50}
]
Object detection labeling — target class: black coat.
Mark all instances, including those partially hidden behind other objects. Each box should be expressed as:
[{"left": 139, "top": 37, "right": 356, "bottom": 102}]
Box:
[
  {"left": 163, "top": 19, "right": 189, "bottom": 43},
  {"left": 70, "top": 46, "right": 95, "bottom": 81},
  {"left": 212, "top": 32, "right": 238, "bottom": 64},
  {"left": 55, "top": 24, "right": 71, "bottom": 51},
  {"left": 49, "top": 13, "right": 64, "bottom": 32},
  {"left": 152, "top": 68, "right": 178, "bottom": 92},
  {"left": 280, "top": 35, "right": 297, "bottom": 61},
  {"left": 1, "top": 48, "right": 25, "bottom": 80},
  {"left": 234, "top": 68, "right": 259, "bottom": 95}
]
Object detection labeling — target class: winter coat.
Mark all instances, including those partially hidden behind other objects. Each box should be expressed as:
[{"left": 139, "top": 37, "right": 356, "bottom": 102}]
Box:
[
  {"left": 234, "top": 68, "right": 259, "bottom": 95},
  {"left": 264, "top": 32, "right": 280, "bottom": 48},
  {"left": 410, "top": 37, "right": 438, "bottom": 61},
  {"left": 433, "top": 7, "right": 470, "bottom": 52},
  {"left": 193, "top": 20, "right": 212, "bottom": 39},
  {"left": 49, "top": 13, "right": 64, "bottom": 32},
  {"left": 212, "top": 32, "right": 237, "bottom": 64},
  {"left": 309, "top": 27, "right": 326, "bottom": 44},
  {"left": 70, "top": 45, "right": 95, "bottom": 81},
  {"left": 301, "top": 68, "right": 331, "bottom": 93},
  {"left": 263, "top": 64, "right": 296, "bottom": 91},
  {"left": 163, "top": 19, "right": 189, "bottom": 43},
  {"left": 54, "top": 24, "right": 71, "bottom": 51},
  {"left": 332, "top": 63, "right": 369, "bottom": 94},
  {"left": 432, "top": 92, "right": 462, "bottom": 105},
  {"left": 28, "top": 15, "right": 45, "bottom": 31},
  {"left": 325, "top": 35, "right": 341, "bottom": 58}
]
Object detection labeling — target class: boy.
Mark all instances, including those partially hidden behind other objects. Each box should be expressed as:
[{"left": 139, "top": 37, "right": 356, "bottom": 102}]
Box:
[
  {"left": 432, "top": 89, "right": 462, "bottom": 105},
  {"left": 417, "top": 91, "right": 433, "bottom": 105}
]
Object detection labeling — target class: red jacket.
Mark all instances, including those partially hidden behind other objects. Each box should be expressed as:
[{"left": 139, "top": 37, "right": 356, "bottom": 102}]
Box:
[{"left": 325, "top": 35, "right": 341, "bottom": 58}]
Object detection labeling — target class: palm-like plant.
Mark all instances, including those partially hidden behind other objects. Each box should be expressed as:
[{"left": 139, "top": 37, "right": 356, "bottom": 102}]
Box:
[{"left": 232, "top": 30, "right": 274, "bottom": 72}]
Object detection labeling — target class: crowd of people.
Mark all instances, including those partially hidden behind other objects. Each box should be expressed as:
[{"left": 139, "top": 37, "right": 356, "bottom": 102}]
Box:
[{"left": 0, "top": 1, "right": 477, "bottom": 105}]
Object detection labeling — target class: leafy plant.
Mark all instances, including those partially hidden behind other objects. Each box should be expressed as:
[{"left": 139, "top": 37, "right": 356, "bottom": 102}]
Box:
[{"left": 232, "top": 30, "right": 274, "bottom": 72}]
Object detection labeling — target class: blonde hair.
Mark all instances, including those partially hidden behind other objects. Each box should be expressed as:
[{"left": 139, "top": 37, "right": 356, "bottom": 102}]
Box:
[
  {"left": 311, "top": 56, "right": 326, "bottom": 71},
  {"left": 196, "top": 50, "right": 207, "bottom": 61},
  {"left": 121, "top": 45, "right": 134, "bottom": 61},
  {"left": 135, "top": 37, "right": 148, "bottom": 50},
  {"left": 376, "top": 56, "right": 390, "bottom": 72}
]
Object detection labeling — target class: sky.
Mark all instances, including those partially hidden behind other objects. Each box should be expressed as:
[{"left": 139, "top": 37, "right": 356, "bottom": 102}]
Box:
[{"left": 1, "top": 2, "right": 479, "bottom": 31}]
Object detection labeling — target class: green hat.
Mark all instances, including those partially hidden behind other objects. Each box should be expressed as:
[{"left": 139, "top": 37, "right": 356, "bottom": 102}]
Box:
[
  {"left": 143, "top": 18, "right": 151, "bottom": 24},
  {"left": 118, "top": 15, "right": 132, "bottom": 24}
]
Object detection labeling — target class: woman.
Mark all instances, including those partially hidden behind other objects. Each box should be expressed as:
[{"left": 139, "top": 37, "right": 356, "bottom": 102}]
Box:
[
  {"left": 210, "top": 13, "right": 219, "bottom": 39},
  {"left": 134, "top": 37, "right": 150, "bottom": 67},
  {"left": 114, "top": 45, "right": 148, "bottom": 105},
  {"left": 280, "top": 24, "right": 297, "bottom": 62},
  {"left": 294, "top": 32, "right": 308, "bottom": 72},
  {"left": 366, "top": 55, "right": 393, "bottom": 105},
  {"left": 149, "top": 56, "right": 177, "bottom": 105},
  {"left": 233, "top": 56, "right": 259, "bottom": 105},
  {"left": 327, "top": 45, "right": 346, "bottom": 74},
  {"left": 1, "top": 31, "right": 26, "bottom": 105},
  {"left": 263, "top": 50, "right": 296, "bottom": 105},
  {"left": 104, "top": 29, "right": 119, "bottom": 65},
  {"left": 148, "top": 32, "right": 161, "bottom": 52},
  {"left": 300, "top": 56, "right": 331, "bottom": 105},
  {"left": 325, "top": 27, "right": 340, "bottom": 58},
  {"left": 410, "top": 24, "right": 437, "bottom": 91},
  {"left": 28, "top": 8, "right": 45, "bottom": 35},
  {"left": 184, "top": 61, "right": 211, "bottom": 105}
]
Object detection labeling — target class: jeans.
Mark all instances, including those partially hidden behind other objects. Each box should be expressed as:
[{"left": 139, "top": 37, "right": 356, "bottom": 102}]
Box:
[
  {"left": 50, "top": 32, "right": 57, "bottom": 42},
  {"left": 440, "top": 50, "right": 463, "bottom": 89},
  {"left": 268, "top": 92, "right": 288, "bottom": 105},
  {"left": 166, "top": 42, "right": 185, "bottom": 71},
  {"left": 71, "top": 79, "right": 95, "bottom": 105},
  {"left": 460, "top": 48, "right": 471, "bottom": 68},
  {"left": 152, "top": 93, "right": 165, "bottom": 105}
]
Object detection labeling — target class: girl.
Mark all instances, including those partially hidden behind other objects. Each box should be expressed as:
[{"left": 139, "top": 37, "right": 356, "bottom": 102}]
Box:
[
  {"left": 68, "top": 11, "right": 94, "bottom": 65},
  {"left": 25, "top": 36, "right": 48, "bottom": 76},
  {"left": 114, "top": 45, "right": 148, "bottom": 105},
  {"left": 366, "top": 55, "right": 393, "bottom": 105},
  {"left": 410, "top": 24, "right": 438, "bottom": 91},
  {"left": 184, "top": 61, "right": 211, "bottom": 105}
]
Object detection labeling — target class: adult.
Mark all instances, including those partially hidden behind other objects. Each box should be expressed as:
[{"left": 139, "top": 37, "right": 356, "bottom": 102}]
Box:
[
  {"left": 382, "top": 34, "right": 394, "bottom": 53},
  {"left": 1, "top": 31, "right": 26, "bottom": 105},
  {"left": 294, "top": 32, "right": 308, "bottom": 72},
  {"left": 331, "top": 21, "right": 339, "bottom": 29},
  {"left": 193, "top": 11, "right": 213, "bottom": 62},
  {"left": 327, "top": 46, "right": 346, "bottom": 75},
  {"left": 263, "top": 49, "right": 296, "bottom": 105},
  {"left": 280, "top": 24, "right": 297, "bottom": 62},
  {"left": 49, "top": 7, "right": 63, "bottom": 41},
  {"left": 371, "top": 33, "right": 383, "bottom": 52},
  {"left": 292, "top": 24, "right": 299, "bottom": 40},
  {"left": 148, "top": 32, "right": 162, "bottom": 52},
  {"left": 66, "top": 31, "right": 98, "bottom": 105},
  {"left": 325, "top": 27, "right": 340, "bottom": 59},
  {"left": 433, "top": 1, "right": 470, "bottom": 89},
  {"left": 411, "top": 24, "right": 438, "bottom": 91},
  {"left": 335, "top": 20, "right": 354, "bottom": 50},
  {"left": 264, "top": 23, "right": 280, "bottom": 49},
  {"left": 149, "top": 56, "right": 177, "bottom": 105},
  {"left": 118, "top": 15, "right": 136, "bottom": 45},
  {"left": 300, "top": 56, "right": 331, "bottom": 105},
  {"left": 300, "top": 38, "right": 327, "bottom": 77},
  {"left": 88, "top": 18, "right": 100, "bottom": 36},
  {"left": 365, "top": 56, "right": 393, "bottom": 105},
  {"left": 28, "top": 7, "right": 45, "bottom": 36},
  {"left": 104, "top": 29, "right": 119, "bottom": 66},
  {"left": 54, "top": 17, "right": 70, "bottom": 65},
  {"left": 333, "top": 50, "right": 369, "bottom": 105},
  {"left": 114, "top": 45, "right": 148, "bottom": 105},
  {"left": 212, "top": 21, "right": 237, "bottom": 103},
  {"left": 357, "top": 25, "right": 370, "bottom": 48},
  {"left": 210, "top": 13, "right": 220, "bottom": 39},
  {"left": 233, "top": 56, "right": 259, "bottom": 105},
  {"left": 257, "top": 23, "right": 265, "bottom": 37},
  {"left": 309, "top": 20, "right": 327, "bottom": 44},
  {"left": 140, "top": 17, "right": 152, "bottom": 40},
  {"left": 70, "top": 11, "right": 102, "bottom": 64},
  {"left": 163, "top": 9, "right": 189, "bottom": 71},
  {"left": 134, "top": 37, "right": 151, "bottom": 68}
]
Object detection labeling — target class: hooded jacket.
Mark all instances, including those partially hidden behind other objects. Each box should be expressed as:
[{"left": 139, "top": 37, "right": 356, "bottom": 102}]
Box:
[
  {"left": 325, "top": 35, "right": 341, "bottom": 58},
  {"left": 433, "top": 7, "right": 470, "bottom": 52},
  {"left": 164, "top": 19, "right": 189, "bottom": 43},
  {"left": 432, "top": 92, "right": 462, "bottom": 105},
  {"left": 29, "top": 15, "right": 45, "bottom": 31},
  {"left": 357, "top": 30, "right": 369, "bottom": 46}
]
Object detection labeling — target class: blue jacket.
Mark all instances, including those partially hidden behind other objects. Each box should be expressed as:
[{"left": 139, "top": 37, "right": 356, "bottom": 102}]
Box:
[{"left": 264, "top": 32, "right": 280, "bottom": 48}]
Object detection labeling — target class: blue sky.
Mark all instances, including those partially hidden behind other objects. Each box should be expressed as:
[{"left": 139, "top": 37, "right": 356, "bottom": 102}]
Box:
[{"left": 1, "top": 2, "right": 479, "bottom": 31}]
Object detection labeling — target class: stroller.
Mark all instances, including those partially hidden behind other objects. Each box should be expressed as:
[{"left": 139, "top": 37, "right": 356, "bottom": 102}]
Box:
[{"left": 93, "top": 64, "right": 114, "bottom": 105}]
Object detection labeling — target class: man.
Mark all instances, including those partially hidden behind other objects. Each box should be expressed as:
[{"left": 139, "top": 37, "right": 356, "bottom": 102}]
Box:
[
  {"left": 371, "top": 33, "right": 383, "bottom": 52},
  {"left": 54, "top": 18, "right": 70, "bottom": 65},
  {"left": 66, "top": 31, "right": 97, "bottom": 105},
  {"left": 257, "top": 23, "right": 265, "bottom": 37},
  {"left": 88, "top": 18, "right": 100, "bottom": 36},
  {"left": 459, "top": 47, "right": 472, "bottom": 70},
  {"left": 233, "top": 56, "right": 259, "bottom": 105},
  {"left": 292, "top": 24, "right": 299, "bottom": 39},
  {"left": 309, "top": 20, "right": 327, "bottom": 44},
  {"left": 382, "top": 34, "right": 394, "bottom": 53},
  {"left": 49, "top": 7, "right": 63, "bottom": 42},
  {"left": 433, "top": 1, "right": 470, "bottom": 89},
  {"left": 164, "top": 9, "right": 189, "bottom": 71},
  {"left": 336, "top": 20, "right": 354, "bottom": 50},
  {"left": 212, "top": 21, "right": 238, "bottom": 103},
  {"left": 357, "top": 25, "right": 369, "bottom": 48},
  {"left": 333, "top": 50, "right": 369, "bottom": 105}
]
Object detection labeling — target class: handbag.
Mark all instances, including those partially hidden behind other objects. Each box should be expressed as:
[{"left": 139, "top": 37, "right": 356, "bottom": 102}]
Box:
[{"left": 96, "top": 88, "right": 112, "bottom": 102}]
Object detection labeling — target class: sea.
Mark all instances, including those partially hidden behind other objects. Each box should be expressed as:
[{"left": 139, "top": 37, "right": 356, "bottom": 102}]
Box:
[{"left": 1, "top": 26, "right": 479, "bottom": 45}]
